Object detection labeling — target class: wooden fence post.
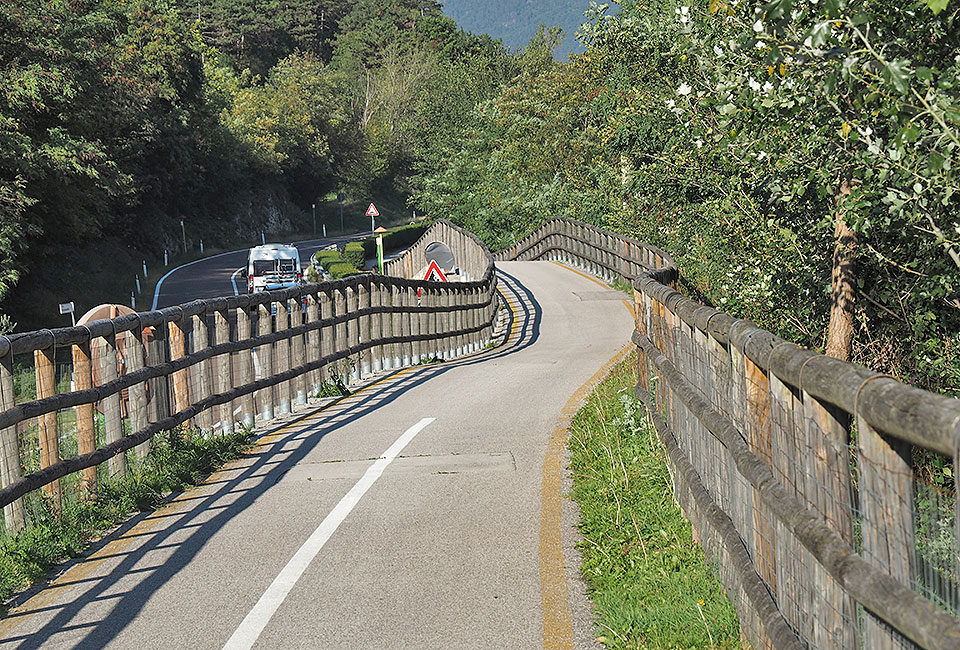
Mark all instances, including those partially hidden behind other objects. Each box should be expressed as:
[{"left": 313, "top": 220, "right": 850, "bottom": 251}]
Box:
[
  {"left": 274, "top": 299, "right": 291, "bottom": 416},
  {"left": 168, "top": 316, "right": 190, "bottom": 427},
  {"left": 444, "top": 289, "right": 456, "bottom": 360},
  {"left": 34, "top": 346, "right": 62, "bottom": 509},
  {"left": 454, "top": 288, "right": 465, "bottom": 357},
  {"left": 390, "top": 284, "right": 406, "bottom": 368},
  {"left": 370, "top": 280, "right": 383, "bottom": 372},
  {"left": 214, "top": 309, "right": 235, "bottom": 435},
  {"left": 256, "top": 303, "right": 275, "bottom": 422},
  {"left": 125, "top": 327, "right": 150, "bottom": 456},
  {"left": 399, "top": 286, "right": 412, "bottom": 366},
  {"left": 290, "top": 294, "right": 307, "bottom": 408},
  {"left": 334, "top": 286, "right": 348, "bottom": 384},
  {"left": 768, "top": 372, "right": 804, "bottom": 637},
  {"left": 306, "top": 292, "right": 321, "bottom": 394},
  {"left": 857, "top": 414, "right": 916, "bottom": 650},
  {"left": 236, "top": 306, "right": 255, "bottom": 429},
  {"left": 98, "top": 332, "right": 125, "bottom": 479},
  {"left": 346, "top": 284, "right": 360, "bottom": 383},
  {"left": 71, "top": 341, "right": 97, "bottom": 499},
  {"left": 359, "top": 280, "right": 372, "bottom": 377},
  {"left": 802, "top": 391, "right": 858, "bottom": 649},
  {"left": 410, "top": 283, "right": 422, "bottom": 364},
  {"left": 422, "top": 289, "right": 437, "bottom": 363},
  {"left": 191, "top": 314, "right": 214, "bottom": 432},
  {"left": 742, "top": 350, "right": 777, "bottom": 597},
  {"left": 0, "top": 348, "right": 25, "bottom": 531},
  {"left": 320, "top": 289, "right": 334, "bottom": 384}
]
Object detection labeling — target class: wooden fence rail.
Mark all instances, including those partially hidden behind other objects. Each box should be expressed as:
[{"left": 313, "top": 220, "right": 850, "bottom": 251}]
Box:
[
  {"left": 498, "top": 216, "right": 960, "bottom": 650},
  {"left": 0, "top": 220, "right": 497, "bottom": 535}
]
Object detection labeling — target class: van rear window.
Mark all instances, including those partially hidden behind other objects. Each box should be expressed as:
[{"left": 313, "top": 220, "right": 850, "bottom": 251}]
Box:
[
  {"left": 252, "top": 260, "right": 274, "bottom": 275},
  {"left": 277, "top": 258, "right": 296, "bottom": 272}
]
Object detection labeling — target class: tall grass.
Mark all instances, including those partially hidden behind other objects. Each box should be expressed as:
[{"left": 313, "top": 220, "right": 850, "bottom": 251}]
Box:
[{"left": 569, "top": 354, "right": 742, "bottom": 649}]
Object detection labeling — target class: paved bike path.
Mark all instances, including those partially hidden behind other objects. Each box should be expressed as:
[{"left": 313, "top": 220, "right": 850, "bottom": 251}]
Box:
[{"left": 0, "top": 261, "right": 634, "bottom": 650}]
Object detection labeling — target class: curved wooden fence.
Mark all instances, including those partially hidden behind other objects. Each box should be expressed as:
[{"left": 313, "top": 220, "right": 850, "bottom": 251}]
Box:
[
  {"left": 0, "top": 220, "right": 497, "bottom": 535},
  {"left": 499, "top": 217, "right": 960, "bottom": 650}
]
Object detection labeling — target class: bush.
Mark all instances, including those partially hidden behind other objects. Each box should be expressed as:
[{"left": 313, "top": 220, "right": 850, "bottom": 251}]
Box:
[
  {"left": 361, "top": 224, "right": 428, "bottom": 259},
  {"left": 326, "top": 261, "right": 362, "bottom": 278},
  {"left": 343, "top": 242, "right": 365, "bottom": 269},
  {"left": 314, "top": 249, "right": 340, "bottom": 269}
]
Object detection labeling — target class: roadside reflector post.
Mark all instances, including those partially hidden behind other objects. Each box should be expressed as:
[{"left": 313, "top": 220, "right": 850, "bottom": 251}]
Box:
[{"left": 374, "top": 225, "right": 388, "bottom": 273}]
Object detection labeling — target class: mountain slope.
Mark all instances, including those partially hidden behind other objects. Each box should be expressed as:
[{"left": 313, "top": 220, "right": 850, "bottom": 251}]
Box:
[{"left": 441, "top": 0, "right": 614, "bottom": 58}]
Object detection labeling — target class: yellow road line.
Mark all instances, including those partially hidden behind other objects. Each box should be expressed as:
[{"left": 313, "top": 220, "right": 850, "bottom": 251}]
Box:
[
  {"left": 496, "top": 286, "right": 520, "bottom": 343},
  {"left": 540, "top": 342, "right": 634, "bottom": 650}
]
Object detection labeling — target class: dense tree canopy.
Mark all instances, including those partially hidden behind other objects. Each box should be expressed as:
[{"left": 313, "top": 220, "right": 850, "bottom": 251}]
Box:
[
  {"left": 0, "top": 0, "right": 516, "bottom": 328},
  {"left": 3, "top": 0, "right": 956, "bottom": 392},
  {"left": 415, "top": 0, "right": 960, "bottom": 393}
]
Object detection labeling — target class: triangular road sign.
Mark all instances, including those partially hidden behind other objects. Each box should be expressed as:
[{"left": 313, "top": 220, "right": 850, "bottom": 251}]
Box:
[
  {"left": 365, "top": 203, "right": 380, "bottom": 217},
  {"left": 423, "top": 260, "right": 448, "bottom": 282}
]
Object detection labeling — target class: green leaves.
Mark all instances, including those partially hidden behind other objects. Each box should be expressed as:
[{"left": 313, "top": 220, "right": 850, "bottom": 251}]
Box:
[
  {"left": 927, "top": 0, "right": 949, "bottom": 14},
  {"left": 883, "top": 59, "right": 912, "bottom": 94}
]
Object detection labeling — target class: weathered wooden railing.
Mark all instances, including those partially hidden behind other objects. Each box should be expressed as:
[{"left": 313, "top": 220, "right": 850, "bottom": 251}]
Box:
[
  {"left": 498, "top": 217, "right": 960, "bottom": 650},
  {"left": 0, "top": 219, "right": 497, "bottom": 534},
  {"left": 384, "top": 218, "right": 490, "bottom": 281}
]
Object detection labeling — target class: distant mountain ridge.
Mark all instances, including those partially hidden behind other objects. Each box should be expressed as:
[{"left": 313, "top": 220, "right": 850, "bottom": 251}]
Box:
[{"left": 441, "top": 0, "right": 612, "bottom": 58}]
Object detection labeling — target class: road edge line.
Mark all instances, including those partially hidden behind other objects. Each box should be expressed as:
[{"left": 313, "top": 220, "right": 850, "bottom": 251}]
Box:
[{"left": 541, "top": 344, "right": 634, "bottom": 650}]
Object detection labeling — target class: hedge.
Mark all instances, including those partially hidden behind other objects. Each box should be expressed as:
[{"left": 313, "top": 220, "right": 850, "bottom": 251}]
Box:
[
  {"left": 361, "top": 223, "right": 429, "bottom": 260},
  {"left": 343, "top": 242, "right": 365, "bottom": 269},
  {"left": 326, "top": 261, "right": 362, "bottom": 278}
]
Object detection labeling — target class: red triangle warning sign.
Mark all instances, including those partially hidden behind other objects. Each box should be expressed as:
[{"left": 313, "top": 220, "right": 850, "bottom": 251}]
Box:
[
  {"left": 423, "top": 260, "right": 448, "bottom": 282},
  {"left": 365, "top": 203, "right": 379, "bottom": 217}
]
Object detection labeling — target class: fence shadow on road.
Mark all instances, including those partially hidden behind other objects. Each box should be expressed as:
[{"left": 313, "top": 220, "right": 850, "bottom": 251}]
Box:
[{"left": 0, "top": 266, "right": 545, "bottom": 649}]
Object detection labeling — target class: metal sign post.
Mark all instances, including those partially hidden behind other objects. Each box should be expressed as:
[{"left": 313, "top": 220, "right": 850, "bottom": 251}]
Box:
[
  {"left": 365, "top": 203, "right": 380, "bottom": 235},
  {"left": 59, "top": 302, "right": 76, "bottom": 327}
]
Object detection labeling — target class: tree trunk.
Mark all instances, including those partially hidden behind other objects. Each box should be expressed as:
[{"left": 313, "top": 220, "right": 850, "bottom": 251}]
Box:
[{"left": 825, "top": 178, "right": 857, "bottom": 361}]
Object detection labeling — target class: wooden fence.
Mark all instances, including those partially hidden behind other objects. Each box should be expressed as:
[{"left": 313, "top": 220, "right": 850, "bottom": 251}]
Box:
[
  {"left": 498, "top": 217, "right": 960, "bottom": 650},
  {"left": 0, "top": 220, "right": 497, "bottom": 535}
]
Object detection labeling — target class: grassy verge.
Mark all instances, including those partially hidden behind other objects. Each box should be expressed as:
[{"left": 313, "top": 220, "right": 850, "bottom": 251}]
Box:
[
  {"left": 569, "top": 353, "right": 742, "bottom": 649},
  {"left": 0, "top": 427, "right": 252, "bottom": 607}
]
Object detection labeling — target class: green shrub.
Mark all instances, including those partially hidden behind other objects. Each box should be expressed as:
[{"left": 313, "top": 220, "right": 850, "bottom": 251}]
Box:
[
  {"left": 343, "top": 242, "right": 365, "bottom": 269},
  {"left": 326, "top": 261, "right": 361, "bottom": 278},
  {"left": 314, "top": 249, "right": 341, "bottom": 270},
  {"left": 361, "top": 224, "right": 428, "bottom": 259}
]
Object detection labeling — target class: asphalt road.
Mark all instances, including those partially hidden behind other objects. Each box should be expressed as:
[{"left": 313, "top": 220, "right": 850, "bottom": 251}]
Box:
[
  {"left": 1, "top": 261, "right": 635, "bottom": 650},
  {"left": 151, "top": 235, "right": 360, "bottom": 309}
]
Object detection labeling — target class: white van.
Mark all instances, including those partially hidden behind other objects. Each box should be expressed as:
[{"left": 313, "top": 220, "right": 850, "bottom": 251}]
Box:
[{"left": 247, "top": 244, "right": 303, "bottom": 293}]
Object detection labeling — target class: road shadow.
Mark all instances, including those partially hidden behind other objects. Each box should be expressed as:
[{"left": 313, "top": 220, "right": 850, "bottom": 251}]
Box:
[{"left": 0, "top": 266, "right": 543, "bottom": 649}]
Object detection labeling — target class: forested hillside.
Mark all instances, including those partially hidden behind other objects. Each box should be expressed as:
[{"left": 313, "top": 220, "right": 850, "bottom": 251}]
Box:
[
  {"left": 0, "top": 0, "right": 521, "bottom": 329},
  {"left": 414, "top": 0, "right": 960, "bottom": 394},
  {"left": 2, "top": 0, "right": 958, "bottom": 393}
]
